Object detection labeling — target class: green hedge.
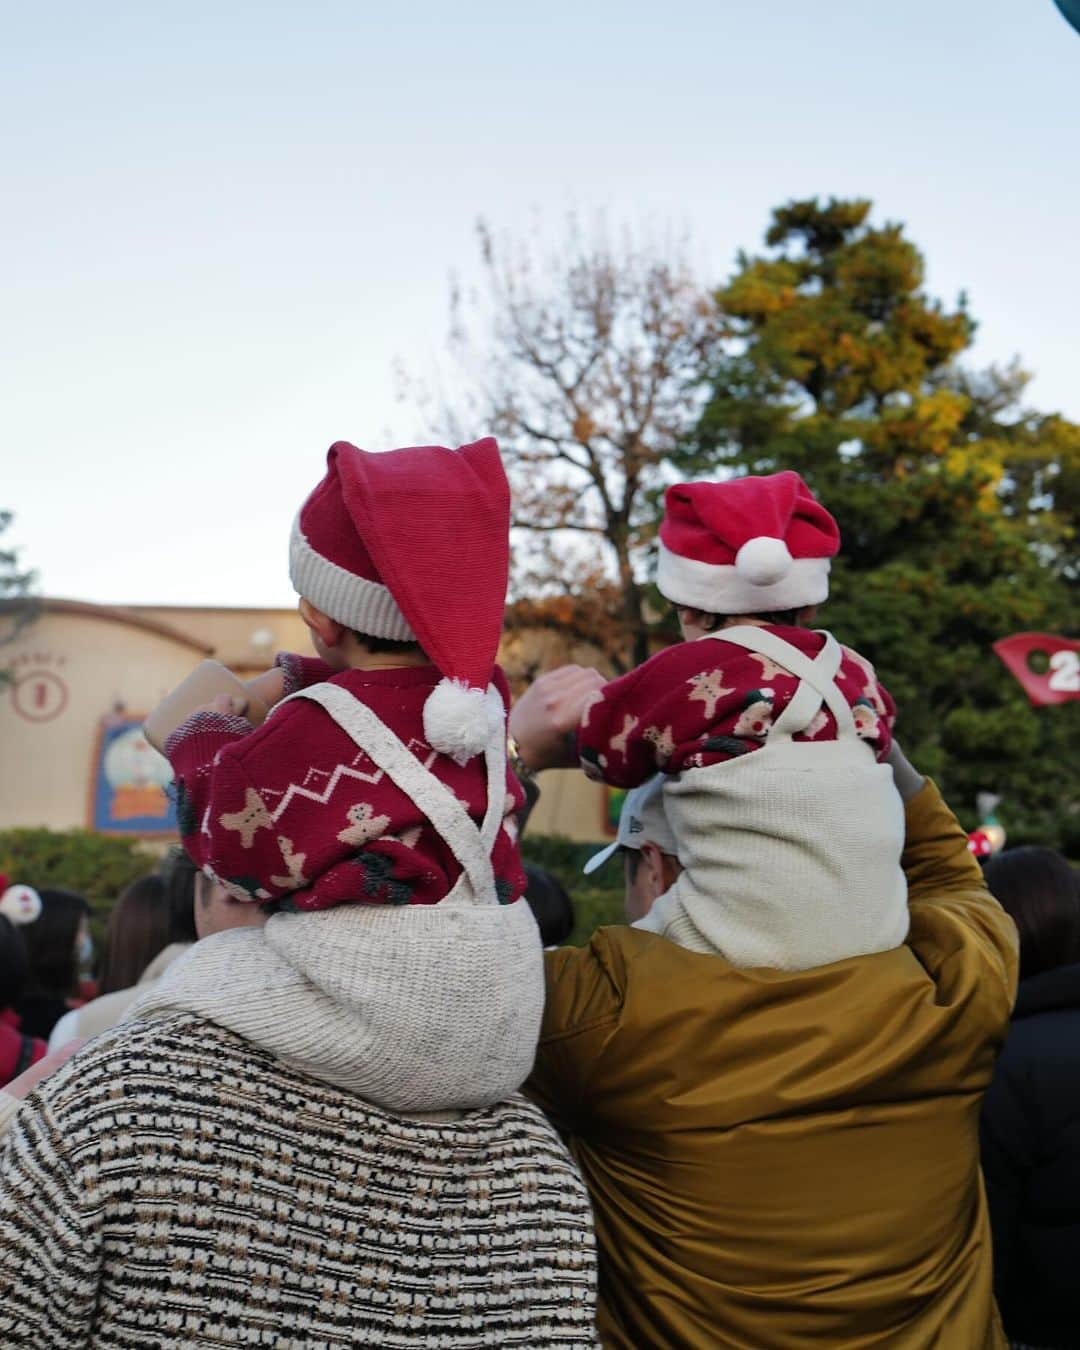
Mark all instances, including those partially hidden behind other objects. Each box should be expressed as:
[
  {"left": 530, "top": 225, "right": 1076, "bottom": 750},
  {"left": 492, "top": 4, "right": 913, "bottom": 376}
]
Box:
[
  {"left": 521, "top": 833, "right": 625, "bottom": 945},
  {"left": 0, "top": 828, "right": 159, "bottom": 939}
]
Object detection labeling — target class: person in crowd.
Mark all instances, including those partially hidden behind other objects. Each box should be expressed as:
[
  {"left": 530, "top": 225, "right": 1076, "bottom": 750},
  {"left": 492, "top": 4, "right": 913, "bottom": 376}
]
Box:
[
  {"left": 512, "top": 664, "right": 1018, "bottom": 1348},
  {"left": 580, "top": 774, "right": 681, "bottom": 924},
  {"left": 97, "top": 874, "right": 174, "bottom": 994},
  {"left": 0, "top": 916, "right": 45, "bottom": 1090},
  {"left": 0, "top": 860, "right": 597, "bottom": 1345},
  {"left": 14, "top": 886, "right": 91, "bottom": 1039},
  {"left": 979, "top": 846, "right": 1080, "bottom": 1350},
  {"left": 576, "top": 470, "right": 907, "bottom": 972},
  {"left": 523, "top": 863, "right": 576, "bottom": 947},
  {"left": 0, "top": 438, "right": 597, "bottom": 1346},
  {"left": 48, "top": 851, "right": 199, "bottom": 1052}
]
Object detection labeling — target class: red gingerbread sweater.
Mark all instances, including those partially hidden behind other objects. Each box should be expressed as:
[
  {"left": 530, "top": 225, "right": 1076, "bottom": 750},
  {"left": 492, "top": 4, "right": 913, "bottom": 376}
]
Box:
[
  {"left": 165, "top": 655, "right": 526, "bottom": 911},
  {"left": 578, "top": 626, "right": 895, "bottom": 788}
]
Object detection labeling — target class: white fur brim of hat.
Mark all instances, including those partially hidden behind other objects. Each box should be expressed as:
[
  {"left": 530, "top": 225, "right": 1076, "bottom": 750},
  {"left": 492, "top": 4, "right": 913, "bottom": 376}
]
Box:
[
  {"left": 289, "top": 515, "right": 416, "bottom": 641},
  {"left": 657, "top": 538, "right": 831, "bottom": 614}
]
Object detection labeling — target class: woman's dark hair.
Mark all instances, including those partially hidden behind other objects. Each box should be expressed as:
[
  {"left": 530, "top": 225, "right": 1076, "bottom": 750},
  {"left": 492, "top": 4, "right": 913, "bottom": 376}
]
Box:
[
  {"left": 982, "top": 847, "right": 1080, "bottom": 981},
  {"left": 21, "top": 887, "right": 90, "bottom": 1001},
  {"left": 523, "top": 864, "right": 575, "bottom": 947},
  {"left": 160, "top": 848, "right": 200, "bottom": 945},
  {"left": 97, "top": 874, "right": 171, "bottom": 996},
  {"left": 0, "top": 915, "right": 30, "bottom": 1011}
]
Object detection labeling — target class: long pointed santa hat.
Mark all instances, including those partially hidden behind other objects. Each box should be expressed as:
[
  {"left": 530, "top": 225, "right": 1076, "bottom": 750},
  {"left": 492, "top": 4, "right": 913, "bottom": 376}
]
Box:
[{"left": 289, "top": 438, "right": 511, "bottom": 764}]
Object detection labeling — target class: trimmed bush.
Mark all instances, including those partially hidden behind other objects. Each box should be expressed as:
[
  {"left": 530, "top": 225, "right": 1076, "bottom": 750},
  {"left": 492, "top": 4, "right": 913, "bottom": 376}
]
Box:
[{"left": 0, "top": 827, "right": 159, "bottom": 936}]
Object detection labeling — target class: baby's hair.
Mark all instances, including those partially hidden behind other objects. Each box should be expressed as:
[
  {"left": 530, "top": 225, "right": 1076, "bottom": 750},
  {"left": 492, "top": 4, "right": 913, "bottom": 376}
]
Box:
[
  {"left": 350, "top": 631, "right": 427, "bottom": 657},
  {"left": 685, "top": 607, "right": 805, "bottom": 632}
]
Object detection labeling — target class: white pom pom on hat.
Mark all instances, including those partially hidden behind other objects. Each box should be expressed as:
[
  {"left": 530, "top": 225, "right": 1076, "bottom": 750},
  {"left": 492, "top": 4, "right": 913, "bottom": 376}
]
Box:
[
  {"left": 423, "top": 680, "right": 506, "bottom": 768},
  {"left": 0, "top": 880, "right": 42, "bottom": 926},
  {"left": 735, "top": 536, "right": 793, "bottom": 587}
]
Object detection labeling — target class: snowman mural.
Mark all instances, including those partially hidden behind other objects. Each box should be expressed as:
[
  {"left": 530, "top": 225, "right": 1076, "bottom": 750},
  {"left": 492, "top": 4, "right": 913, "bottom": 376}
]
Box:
[{"left": 100, "top": 724, "right": 175, "bottom": 825}]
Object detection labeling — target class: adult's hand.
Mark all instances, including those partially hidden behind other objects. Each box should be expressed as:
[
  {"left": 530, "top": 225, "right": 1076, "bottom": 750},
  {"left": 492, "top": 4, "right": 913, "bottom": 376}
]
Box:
[
  {"left": 887, "top": 739, "right": 926, "bottom": 803},
  {"left": 510, "top": 665, "right": 606, "bottom": 773}
]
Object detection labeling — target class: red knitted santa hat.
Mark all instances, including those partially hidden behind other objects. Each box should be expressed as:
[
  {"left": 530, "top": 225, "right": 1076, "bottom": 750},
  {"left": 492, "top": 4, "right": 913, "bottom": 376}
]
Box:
[
  {"left": 289, "top": 438, "right": 511, "bottom": 764},
  {"left": 657, "top": 470, "right": 840, "bottom": 614}
]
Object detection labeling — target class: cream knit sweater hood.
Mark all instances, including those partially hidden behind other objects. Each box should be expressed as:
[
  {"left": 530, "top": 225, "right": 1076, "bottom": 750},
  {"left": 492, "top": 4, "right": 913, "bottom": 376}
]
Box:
[{"left": 128, "top": 896, "right": 544, "bottom": 1113}]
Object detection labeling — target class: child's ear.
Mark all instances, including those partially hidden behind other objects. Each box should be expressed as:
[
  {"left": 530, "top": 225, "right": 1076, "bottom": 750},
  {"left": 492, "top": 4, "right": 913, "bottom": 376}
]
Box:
[{"left": 299, "top": 598, "right": 346, "bottom": 648}]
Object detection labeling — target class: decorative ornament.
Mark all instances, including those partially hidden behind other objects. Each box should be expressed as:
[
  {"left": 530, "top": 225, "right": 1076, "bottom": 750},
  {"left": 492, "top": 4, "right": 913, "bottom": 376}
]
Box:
[
  {"left": 992, "top": 632, "right": 1080, "bottom": 707},
  {"left": 967, "top": 830, "right": 995, "bottom": 860},
  {"left": 975, "top": 792, "right": 1007, "bottom": 854}
]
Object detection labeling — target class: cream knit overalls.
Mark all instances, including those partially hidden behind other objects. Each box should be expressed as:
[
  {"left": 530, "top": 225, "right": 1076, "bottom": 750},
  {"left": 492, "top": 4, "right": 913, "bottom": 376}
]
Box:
[{"left": 637, "top": 626, "right": 909, "bottom": 972}]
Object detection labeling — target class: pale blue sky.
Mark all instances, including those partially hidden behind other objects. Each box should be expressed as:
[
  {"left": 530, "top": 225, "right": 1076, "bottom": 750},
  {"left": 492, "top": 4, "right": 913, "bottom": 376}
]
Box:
[{"left": 3, "top": 0, "right": 1078, "bottom": 607}]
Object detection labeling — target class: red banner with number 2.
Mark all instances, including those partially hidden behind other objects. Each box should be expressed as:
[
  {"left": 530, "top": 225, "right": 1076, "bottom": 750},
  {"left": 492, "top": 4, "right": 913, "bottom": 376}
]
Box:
[{"left": 993, "top": 632, "right": 1080, "bottom": 706}]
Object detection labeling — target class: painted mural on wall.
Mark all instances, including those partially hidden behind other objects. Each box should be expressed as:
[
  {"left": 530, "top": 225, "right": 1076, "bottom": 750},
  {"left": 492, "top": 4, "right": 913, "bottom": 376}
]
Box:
[{"left": 89, "top": 717, "right": 177, "bottom": 835}]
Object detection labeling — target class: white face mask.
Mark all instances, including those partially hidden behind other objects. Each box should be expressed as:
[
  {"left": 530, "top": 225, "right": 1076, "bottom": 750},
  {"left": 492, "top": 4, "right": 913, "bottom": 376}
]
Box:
[{"left": 77, "top": 932, "right": 94, "bottom": 969}]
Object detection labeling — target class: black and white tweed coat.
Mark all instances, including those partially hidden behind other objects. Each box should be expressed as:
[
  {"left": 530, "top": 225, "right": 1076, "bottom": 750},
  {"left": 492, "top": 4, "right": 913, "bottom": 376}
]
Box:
[{"left": 0, "top": 1013, "right": 598, "bottom": 1348}]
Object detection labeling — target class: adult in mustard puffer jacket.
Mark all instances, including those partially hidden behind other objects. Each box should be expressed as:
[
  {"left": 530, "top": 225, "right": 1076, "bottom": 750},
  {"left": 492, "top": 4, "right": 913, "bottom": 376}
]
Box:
[{"left": 520, "top": 678, "right": 1018, "bottom": 1347}]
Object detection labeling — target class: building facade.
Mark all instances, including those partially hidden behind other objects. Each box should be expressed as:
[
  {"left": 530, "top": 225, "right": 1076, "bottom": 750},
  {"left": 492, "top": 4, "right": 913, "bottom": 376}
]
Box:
[{"left": 0, "top": 599, "right": 609, "bottom": 844}]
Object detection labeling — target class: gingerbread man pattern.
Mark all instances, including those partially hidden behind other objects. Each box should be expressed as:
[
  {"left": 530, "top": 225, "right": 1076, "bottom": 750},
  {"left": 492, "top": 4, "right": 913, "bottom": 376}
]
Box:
[
  {"left": 686, "top": 669, "right": 735, "bottom": 720},
  {"left": 610, "top": 714, "right": 640, "bottom": 759},
  {"left": 337, "top": 801, "right": 392, "bottom": 848},
  {"left": 270, "top": 836, "right": 309, "bottom": 891},
  {"left": 219, "top": 788, "right": 274, "bottom": 849}
]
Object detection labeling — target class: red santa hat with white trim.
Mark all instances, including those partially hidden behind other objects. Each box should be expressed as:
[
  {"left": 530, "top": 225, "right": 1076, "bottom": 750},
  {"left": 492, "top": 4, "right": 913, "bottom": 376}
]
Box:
[
  {"left": 657, "top": 470, "right": 840, "bottom": 615},
  {"left": 289, "top": 438, "right": 511, "bottom": 765}
]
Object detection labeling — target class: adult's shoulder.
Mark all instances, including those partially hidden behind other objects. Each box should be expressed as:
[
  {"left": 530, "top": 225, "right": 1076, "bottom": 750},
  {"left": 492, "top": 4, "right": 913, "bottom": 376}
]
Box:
[{"left": 541, "top": 925, "right": 736, "bottom": 1042}]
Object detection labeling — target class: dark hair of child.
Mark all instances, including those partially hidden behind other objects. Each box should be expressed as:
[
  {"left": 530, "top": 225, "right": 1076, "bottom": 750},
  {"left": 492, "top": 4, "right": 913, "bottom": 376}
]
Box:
[
  {"left": 351, "top": 631, "right": 427, "bottom": 657},
  {"left": 523, "top": 864, "right": 576, "bottom": 948},
  {"left": 691, "top": 608, "right": 805, "bottom": 632}
]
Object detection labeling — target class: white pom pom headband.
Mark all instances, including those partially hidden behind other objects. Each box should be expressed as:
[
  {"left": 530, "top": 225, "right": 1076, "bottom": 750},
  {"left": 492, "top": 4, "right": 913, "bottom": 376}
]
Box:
[{"left": 0, "top": 875, "right": 43, "bottom": 926}]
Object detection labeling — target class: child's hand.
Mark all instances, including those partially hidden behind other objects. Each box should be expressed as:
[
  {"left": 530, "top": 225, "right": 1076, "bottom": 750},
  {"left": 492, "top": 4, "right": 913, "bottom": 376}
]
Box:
[{"left": 510, "top": 665, "right": 607, "bottom": 772}]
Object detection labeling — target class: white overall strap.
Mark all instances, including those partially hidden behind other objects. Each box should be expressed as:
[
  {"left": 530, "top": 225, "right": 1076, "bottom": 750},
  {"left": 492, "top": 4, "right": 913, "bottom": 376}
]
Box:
[
  {"left": 479, "top": 729, "right": 509, "bottom": 856},
  {"left": 707, "top": 626, "right": 857, "bottom": 738},
  {"left": 281, "top": 683, "right": 497, "bottom": 903}
]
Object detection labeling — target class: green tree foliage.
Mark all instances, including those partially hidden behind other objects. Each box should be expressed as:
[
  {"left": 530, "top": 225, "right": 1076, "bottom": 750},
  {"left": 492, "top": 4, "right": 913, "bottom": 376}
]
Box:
[
  {"left": 436, "top": 218, "right": 721, "bottom": 671},
  {"left": 0, "top": 510, "right": 39, "bottom": 687},
  {"left": 682, "top": 197, "right": 1080, "bottom": 845}
]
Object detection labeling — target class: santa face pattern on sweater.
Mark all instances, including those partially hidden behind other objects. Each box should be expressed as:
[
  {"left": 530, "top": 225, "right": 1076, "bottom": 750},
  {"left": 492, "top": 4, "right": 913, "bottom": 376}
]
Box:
[
  {"left": 165, "top": 656, "right": 526, "bottom": 911},
  {"left": 578, "top": 626, "right": 895, "bottom": 789}
]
